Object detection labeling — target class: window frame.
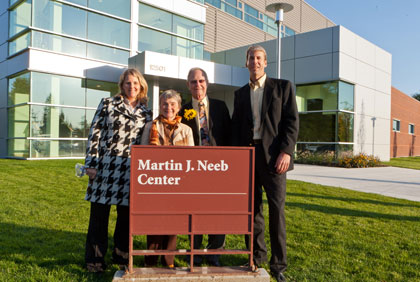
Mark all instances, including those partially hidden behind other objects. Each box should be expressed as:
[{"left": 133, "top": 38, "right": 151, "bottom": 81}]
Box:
[
  {"left": 392, "top": 119, "right": 401, "bottom": 132},
  {"left": 409, "top": 123, "right": 415, "bottom": 135}
]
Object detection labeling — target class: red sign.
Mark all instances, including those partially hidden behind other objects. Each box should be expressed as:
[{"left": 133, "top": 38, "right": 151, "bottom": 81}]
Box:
[{"left": 129, "top": 146, "right": 254, "bottom": 272}]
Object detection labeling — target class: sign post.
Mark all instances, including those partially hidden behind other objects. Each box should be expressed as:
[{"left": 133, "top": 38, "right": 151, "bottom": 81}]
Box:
[{"left": 129, "top": 146, "right": 255, "bottom": 273}]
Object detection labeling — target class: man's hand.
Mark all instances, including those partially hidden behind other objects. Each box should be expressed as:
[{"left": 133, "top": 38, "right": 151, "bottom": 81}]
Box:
[
  {"left": 86, "top": 168, "right": 97, "bottom": 180},
  {"left": 275, "top": 152, "right": 290, "bottom": 174}
]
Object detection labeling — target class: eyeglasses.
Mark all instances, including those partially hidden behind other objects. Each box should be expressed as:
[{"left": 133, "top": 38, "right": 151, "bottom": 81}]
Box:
[{"left": 189, "top": 79, "right": 206, "bottom": 84}]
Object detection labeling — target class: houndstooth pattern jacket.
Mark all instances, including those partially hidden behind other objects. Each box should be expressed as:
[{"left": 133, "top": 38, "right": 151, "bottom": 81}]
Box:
[{"left": 84, "top": 95, "right": 152, "bottom": 206}]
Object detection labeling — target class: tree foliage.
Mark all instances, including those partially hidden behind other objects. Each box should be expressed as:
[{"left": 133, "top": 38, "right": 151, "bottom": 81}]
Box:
[{"left": 413, "top": 92, "right": 420, "bottom": 102}]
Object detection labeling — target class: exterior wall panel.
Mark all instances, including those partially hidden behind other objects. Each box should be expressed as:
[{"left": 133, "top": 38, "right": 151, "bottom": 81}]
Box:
[{"left": 301, "top": 2, "right": 329, "bottom": 32}]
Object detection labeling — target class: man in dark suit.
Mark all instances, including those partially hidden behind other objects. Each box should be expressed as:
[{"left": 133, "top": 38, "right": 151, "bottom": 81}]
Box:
[
  {"left": 180, "top": 67, "right": 231, "bottom": 266},
  {"left": 231, "top": 45, "right": 299, "bottom": 282}
]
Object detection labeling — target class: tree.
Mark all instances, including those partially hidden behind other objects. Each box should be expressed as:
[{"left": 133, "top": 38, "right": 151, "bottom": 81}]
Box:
[{"left": 413, "top": 92, "right": 420, "bottom": 102}]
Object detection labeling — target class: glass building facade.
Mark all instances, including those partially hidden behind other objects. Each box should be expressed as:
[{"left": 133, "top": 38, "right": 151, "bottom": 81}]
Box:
[
  {"left": 6, "top": 0, "right": 206, "bottom": 158},
  {"left": 296, "top": 81, "right": 355, "bottom": 156}
]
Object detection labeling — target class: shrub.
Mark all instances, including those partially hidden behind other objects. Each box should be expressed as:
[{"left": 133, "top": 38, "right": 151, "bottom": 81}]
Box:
[
  {"left": 295, "top": 151, "right": 381, "bottom": 168},
  {"left": 338, "top": 153, "right": 381, "bottom": 168}
]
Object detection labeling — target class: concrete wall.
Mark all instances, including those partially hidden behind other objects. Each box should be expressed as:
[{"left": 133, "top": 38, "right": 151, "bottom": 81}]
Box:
[{"left": 390, "top": 87, "right": 420, "bottom": 157}]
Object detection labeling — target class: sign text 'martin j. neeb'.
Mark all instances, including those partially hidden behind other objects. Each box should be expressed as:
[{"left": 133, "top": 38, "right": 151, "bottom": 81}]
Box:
[{"left": 137, "top": 159, "right": 229, "bottom": 186}]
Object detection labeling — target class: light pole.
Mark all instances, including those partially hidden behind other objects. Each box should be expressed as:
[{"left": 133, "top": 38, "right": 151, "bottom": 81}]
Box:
[{"left": 266, "top": 2, "right": 293, "bottom": 79}]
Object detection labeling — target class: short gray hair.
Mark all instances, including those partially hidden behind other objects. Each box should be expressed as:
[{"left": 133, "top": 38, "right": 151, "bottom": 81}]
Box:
[{"left": 159, "top": 89, "right": 182, "bottom": 108}]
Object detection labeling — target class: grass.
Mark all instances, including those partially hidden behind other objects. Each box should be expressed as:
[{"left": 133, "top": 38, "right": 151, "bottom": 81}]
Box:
[
  {"left": 1, "top": 159, "right": 420, "bottom": 281},
  {"left": 382, "top": 156, "right": 420, "bottom": 170}
]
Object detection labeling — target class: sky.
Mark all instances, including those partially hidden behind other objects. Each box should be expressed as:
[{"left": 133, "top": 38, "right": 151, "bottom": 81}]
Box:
[{"left": 304, "top": 0, "right": 420, "bottom": 96}]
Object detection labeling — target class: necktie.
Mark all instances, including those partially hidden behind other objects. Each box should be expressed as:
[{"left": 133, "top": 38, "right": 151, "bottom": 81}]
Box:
[{"left": 198, "top": 102, "right": 210, "bottom": 146}]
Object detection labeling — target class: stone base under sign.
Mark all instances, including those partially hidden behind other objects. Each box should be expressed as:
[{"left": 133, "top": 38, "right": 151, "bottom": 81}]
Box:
[{"left": 113, "top": 266, "right": 270, "bottom": 282}]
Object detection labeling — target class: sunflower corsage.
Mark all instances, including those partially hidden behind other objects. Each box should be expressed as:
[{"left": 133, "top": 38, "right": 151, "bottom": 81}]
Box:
[{"left": 183, "top": 108, "right": 197, "bottom": 120}]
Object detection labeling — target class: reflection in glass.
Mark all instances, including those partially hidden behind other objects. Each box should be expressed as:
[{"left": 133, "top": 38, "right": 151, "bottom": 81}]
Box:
[
  {"left": 9, "top": 0, "right": 31, "bottom": 37},
  {"left": 298, "top": 112, "right": 336, "bottom": 142},
  {"left": 30, "top": 139, "right": 87, "bottom": 158},
  {"left": 138, "top": 27, "right": 171, "bottom": 54},
  {"left": 221, "top": 2, "right": 242, "bottom": 19},
  {"left": 32, "top": 31, "right": 87, "bottom": 57},
  {"left": 139, "top": 3, "right": 172, "bottom": 33},
  {"left": 173, "top": 15, "right": 204, "bottom": 41},
  {"left": 8, "top": 105, "right": 30, "bottom": 138},
  {"left": 32, "top": 72, "right": 85, "bottom": 106},
  {"left": 204, "top": 0, "right": 221, "bottom": 9},
  {"left": 8, "top": 72, "right": 30, "bottom": 106},
  {"left": 87, "top": 43, "right": 129, "bottom": 65},
  {"left": 31, "top": 105, "right": 86, "bottom": 138},
  {"left": 296, "top": 82, "right": 338, "bottom": 112},
  {"left": 89, "top": 0, "right": 130, "bottom": 19},
  {"left": 87, "top": 13, "right": 130, "bottom": 48},
  {"left": 172, "top": 37, "right": 203, "bottom": 60},
  {"left": 85, "top": 80, "right": 118, "bottom": 108},
  {"left": 33, "top": 0, "right": 87, "bottom": 39},
  {"left": 338, "top": 112, "right": 354, "bottom": 142},
  {"left": 244, "top": 14, "right": 263, "bottom": 29},
  {"left": 8, "top": 139, "right": 29, "bottom": 158},
  {"left": 338, "top": 81, "right": 354, "bottom": 111}
]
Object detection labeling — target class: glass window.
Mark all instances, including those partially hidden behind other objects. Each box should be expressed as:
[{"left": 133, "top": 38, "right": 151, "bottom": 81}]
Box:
[
  {"left": 30, "top": 139, "right": 87, "bottom": 158},
  {"left": 339, "top": 81, "right": 354, "bottom": 111},
  {"left": 8, "top": 105, "right": 30, "bottom": 138},
  {"left": 338, "top": 112, "right": 354, "bottom": 142},
  {"left": 297, "top": 143, "right": 336, "bottom": 154},
  {"left": 32, "top": 31, "right": 87, "bottom": 57},
  {"left": 393, "top": 119, "right": 400, "bottom": 132},
  {"left": 285, "top": 26, "right": 295, "bottom": 37},
  {"left": 89, "top": 0, "right": 130, "bottom": 19},
  {"left": 31, "top": 105, "right": 86, "bottom": 138},
  {"left": 8, "top": 72, "right": 30, "bottom": 106},
  {"left": 205, "top": 0, "right": 221, "bottom": 9},
  {"left": 9, "top": 31, "right": 31, "bottom": 55},
  {"left": 138, "top": 27, "right": 172, "bottom": 55},
  {"left": 298, "top": 112, "right": 336, "bottom": 142},
  {"left": 31, "top": 73, "right": 85, "bottom": 107},
  {"left": 87, "top": 43, "right": 129, "bottom": 65},
  {"left": 173, "top": 15, "right": 204, "bottom": 41},
  {"left": 244, "top": 14, "right": 263, "bottom": 29},
  {"left": 88, "top": 12, "right": 130, "bottom": 48},
  {"left": 85, "top": 80, "right": 118, "bottom": 108},
  {"left": 221, "top": 2, "right": 242, "bottom": 19},
  {"left": 225, "top": 0, "right": 237, "bottom": 6},
  {"left": 296, "top": 82, "right": 338, "bottom": 112},
  {"left": 64, "top": 0, "right": 87, "bottom": 5},
  {"left": 409, "top": 124, "right": 415, "bottom": 134},
  {"left": 238, "top": 2, "right": 242, "bottom": 9},
  {"left": 8, "top": 139, "right": 30, "bottom": 158},
  {"left": 9, "top": 0, "right": 31, "bottom": 37},
  {"left": 139, "top": 3, "right": 172, "bottom": 33},
  {"left": 33, "top": 0, "right": 87, "bottom": 39},
  {"left": 244, "top": 4, "right": 258, "bottom": 18},
  {"left": 172, "top": 37, "right": 203, "bottom": 60}
]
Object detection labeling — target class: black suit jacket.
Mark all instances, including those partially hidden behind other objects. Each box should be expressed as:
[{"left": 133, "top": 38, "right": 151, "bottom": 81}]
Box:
[
  {"left": 180, "top": 98, "right": 231, "bottom": 146},
  {"left": 231, "top": 77, "right": 299, "bottom": 172}
]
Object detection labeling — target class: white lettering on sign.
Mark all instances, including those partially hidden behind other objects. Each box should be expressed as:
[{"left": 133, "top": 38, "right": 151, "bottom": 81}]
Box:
[
  {"left": 150, "top": 65, "right": 166, "bottom": 72},
  {"left": 138, "top": 174, "right": 181, "bottom": 185},
  {"left": 196, "top": 160, "right": 229, "bottom": 172},
  {"left": 138, "top": 159, "right": 182, "bottom": 171}
]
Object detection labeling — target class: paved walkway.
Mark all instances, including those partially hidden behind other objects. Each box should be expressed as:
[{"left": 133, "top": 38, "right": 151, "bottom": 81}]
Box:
[{"left": 288, "top": 164, "right": 420, "bottom": 202}]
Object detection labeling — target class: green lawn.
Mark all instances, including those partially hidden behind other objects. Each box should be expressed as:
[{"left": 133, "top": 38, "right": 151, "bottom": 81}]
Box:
[
  {"left": 382, "top": 156, "right": 420, "bottom": 170},
  {"left": 1, "top": 159, "right": 419, "bottom": 281}
]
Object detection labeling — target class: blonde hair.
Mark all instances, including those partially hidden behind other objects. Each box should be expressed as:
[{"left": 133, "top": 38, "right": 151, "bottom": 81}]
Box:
[
  {"left": 245, "top": 45, "right": 267, "bottom": 65},
  {"left": 118, "top": 68, "right": 148, "bottom": 105}
]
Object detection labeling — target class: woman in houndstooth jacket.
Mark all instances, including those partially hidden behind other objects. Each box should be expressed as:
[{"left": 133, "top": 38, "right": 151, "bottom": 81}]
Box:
[{"left": 84, "top": 68, "right": 152, "bottom": 272}]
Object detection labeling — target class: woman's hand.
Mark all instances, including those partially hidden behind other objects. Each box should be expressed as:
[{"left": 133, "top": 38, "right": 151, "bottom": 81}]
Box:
[{"left": 86, "top": 168, "right": 97, "bottom": 180}]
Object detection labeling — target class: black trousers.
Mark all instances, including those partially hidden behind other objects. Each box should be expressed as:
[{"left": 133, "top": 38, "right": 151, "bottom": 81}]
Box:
[
  {"left": 252, "top": 144, "right": 287, "bottom": 274},
  {"left": 85, "top": 202, "right": 129, "bottom": 265},
  {"left": 193, "top": 234, "right": 225, "bottom": 264}
]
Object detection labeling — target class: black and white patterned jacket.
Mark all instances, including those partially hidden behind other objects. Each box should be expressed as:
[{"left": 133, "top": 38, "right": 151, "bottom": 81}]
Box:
[{"left": 84, "top": 95, "right": 152, "bottom": 206}]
